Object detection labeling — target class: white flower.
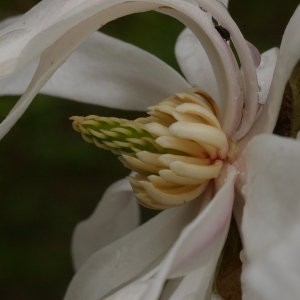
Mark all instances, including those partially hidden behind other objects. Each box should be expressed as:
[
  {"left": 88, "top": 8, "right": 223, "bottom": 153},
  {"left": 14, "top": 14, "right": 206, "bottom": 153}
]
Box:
[{"left": 0, "top": 0, "right": 299, "bottom": 299}]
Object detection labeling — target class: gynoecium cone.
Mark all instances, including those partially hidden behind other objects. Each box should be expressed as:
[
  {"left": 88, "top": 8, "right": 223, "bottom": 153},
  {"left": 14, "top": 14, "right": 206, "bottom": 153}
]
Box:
[{"left": 71, "top": 88, "right": 230, "bottom": 209}]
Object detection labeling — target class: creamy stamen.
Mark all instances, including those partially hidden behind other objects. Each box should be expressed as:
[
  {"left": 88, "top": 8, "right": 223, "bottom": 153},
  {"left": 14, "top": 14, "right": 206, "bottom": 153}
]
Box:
[{"left": 70, "top": 88, "right": 229, "bottom": 209}]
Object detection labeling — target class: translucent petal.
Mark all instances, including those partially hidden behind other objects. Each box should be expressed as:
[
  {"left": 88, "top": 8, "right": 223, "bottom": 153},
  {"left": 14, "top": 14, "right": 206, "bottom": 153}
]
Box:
[
  {"left": 143, "top": 164, "right": 237, "bottom": 300},
  {"left": 64, "top": 201, "right": 198, "bottom": 300},
  {"left": 0, "top": 29, "right": 189, "bottom": 139},
  {"left": 71, "top": 178, "right": 139, "bottom": 270},
  {"left": 175, "top": 28, "right": 220, "bottom": 109}
]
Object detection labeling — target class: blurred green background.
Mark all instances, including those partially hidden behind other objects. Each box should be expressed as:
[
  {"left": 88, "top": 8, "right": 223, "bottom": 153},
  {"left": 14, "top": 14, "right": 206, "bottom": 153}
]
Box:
[{"left": 0, "top": 0, "right": 299, "bottom": 299}]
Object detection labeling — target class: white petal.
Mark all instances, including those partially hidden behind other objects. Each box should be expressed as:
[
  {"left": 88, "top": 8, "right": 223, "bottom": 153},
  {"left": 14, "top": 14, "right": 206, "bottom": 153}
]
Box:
[
  {"left": 242, "top": 134, "right": 300, "bottom": 261},
  {"left": 236, "top": 48, "right": 278, "bottom": 152},
  {"left": 220, "top": 0, "right": 229, "bottom": 7},
  {"left": 266, "top": 4, "right": 300, "bottom": 124},
  {"left": 143, "top": 164, "right": 237, "bottom": 300},
  {"left": 103, "top": 280, "right": 151, "bottom": 300},
  {"left": 0, "top": 1, "right": 190, "bottom": 140},
  {"left": 256, "top": 48, "right": 279, "bottom": 104},
  {"left": 175, "top": 28, "right": 220, "bottom": 109},
  {"left": 242, "top": 224, "right": 300, "bottom": 300},
  {"left": 0, "top": 1, "right": 156, "bottom": 76},
  {"left": 238, "top": 5, "right": 300, "bottom": 150},
  {"left": 167, "top": 268, "right": 214, "bottom": 300},
  {"left": 71, "top": 178, "right": 140, "bottom": 271},
  {"left": 0, "top": 31, "right": 189, "bottom": 108},
  {"left": 176, "top": 0, "right": 260, "bottom": 138},
  {"left": 174, "top": 0, "right": 230, "bottom": 108},
  {"left": 64, "top": 201, "right": 198, "bottom": 300},
  {"left": 0, "top": 0, "right": 247, "bottom": 141},
  {"left": 144, "top": 2, "right": 246, "bottom": 136}
]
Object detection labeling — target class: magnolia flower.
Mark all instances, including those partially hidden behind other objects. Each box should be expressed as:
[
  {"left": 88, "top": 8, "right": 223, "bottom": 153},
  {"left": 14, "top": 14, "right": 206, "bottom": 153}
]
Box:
[{"left": 0, "top": 0, "right": 299, "bottom": 300}]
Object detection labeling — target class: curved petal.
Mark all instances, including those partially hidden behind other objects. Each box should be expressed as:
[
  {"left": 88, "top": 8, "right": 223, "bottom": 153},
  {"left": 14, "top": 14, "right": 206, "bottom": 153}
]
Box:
[
  {"left": 0, "top": 0, "right": 249, "bottom": 141},
  {"left": 175, "top": 28, "right": 220, "bottom": 110},
  {"left": 0, "top": 2, "right": 162, "bottom": 140},
  {"left": 242, "top": 134, "right": 300, "bottom": 261},
  {"left": 178, "top": 0, "right": 259, "bottom": 138},
  {"left": 71, "top": 178, "right": 140, "bottom": 271},
  {"left": 0, "top": 31, "right": 189, "bottom": 107},
  {"left": 171, "top": 12, "right": 243, "bottom": 135},
  {"left": 0, "top": 0, "right": 156, "bottom": 76},
  {"left": 64, "top": 201, "right": 198, "bottom": 300},
  {"left": 266, "top": 4, "right": 300, "bottom": 118},
  {"left": 238, "top": 5, "right": 300, "bottom": 150},
  {"left": 103, "top": 280, "right": 153, "bottom": 300},
  {"left": 242, "top": 224, "right": 300, "bottom": 300},
  {"left": 234, "top": 48, "right": 278, "bottom": 155},
  {"left": 256, "top": 48, "right": 279, "bottom": 105},
  {"left": 143, "top": 164, "right": 237, "bottom": 300}
]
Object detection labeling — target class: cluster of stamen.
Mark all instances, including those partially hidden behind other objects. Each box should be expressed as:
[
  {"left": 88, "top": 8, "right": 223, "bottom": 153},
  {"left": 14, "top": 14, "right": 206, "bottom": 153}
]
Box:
[{"left": 70, "top": 88, "right": 229, "bottom": 209}]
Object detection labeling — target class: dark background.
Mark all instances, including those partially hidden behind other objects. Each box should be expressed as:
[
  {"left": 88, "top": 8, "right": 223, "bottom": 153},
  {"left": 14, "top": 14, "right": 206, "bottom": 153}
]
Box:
[{"left": 0, "top": 1, "right": 299, "bottom": 299}]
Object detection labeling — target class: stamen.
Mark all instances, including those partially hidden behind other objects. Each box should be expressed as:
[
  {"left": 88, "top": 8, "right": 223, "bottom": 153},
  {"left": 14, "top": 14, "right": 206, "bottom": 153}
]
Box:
[{"left": 70, "top": 88, "right": 229, "bottom": 209}]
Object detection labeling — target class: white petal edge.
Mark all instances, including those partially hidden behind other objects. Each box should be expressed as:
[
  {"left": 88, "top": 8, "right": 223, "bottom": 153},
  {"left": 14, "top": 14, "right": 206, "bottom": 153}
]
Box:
[
  {"left": 71, "top": 178, "right": 140, "bottom": 271},
  {"left": 143, "top": 164, "right": 237, "bottom": 300},
  {"left": 64, "top": 200, "right": 198, "bottom": 300}
]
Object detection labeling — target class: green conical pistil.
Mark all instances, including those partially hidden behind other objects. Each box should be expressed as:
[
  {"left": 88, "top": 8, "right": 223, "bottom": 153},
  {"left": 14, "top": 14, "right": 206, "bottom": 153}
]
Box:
[{"left": 70, "top": 115, "right": 188, "bottom": 156}]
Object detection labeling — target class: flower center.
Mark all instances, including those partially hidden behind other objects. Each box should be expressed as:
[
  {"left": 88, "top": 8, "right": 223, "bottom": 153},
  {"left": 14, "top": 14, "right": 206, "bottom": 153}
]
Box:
[{"left": 70, "top": 88, "right": 229, "bottom": 209}]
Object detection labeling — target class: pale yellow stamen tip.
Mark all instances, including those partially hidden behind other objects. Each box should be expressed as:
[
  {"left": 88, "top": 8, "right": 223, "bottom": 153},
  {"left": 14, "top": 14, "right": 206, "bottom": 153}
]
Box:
[{"left": 71, "top": 88, "right": 229, "bottom": 210}]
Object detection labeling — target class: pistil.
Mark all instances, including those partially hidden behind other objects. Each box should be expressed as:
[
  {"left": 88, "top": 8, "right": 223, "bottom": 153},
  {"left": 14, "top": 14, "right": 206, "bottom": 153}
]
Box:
[{"left": 70, "top": 89, "right": 229, "bottom": 209}]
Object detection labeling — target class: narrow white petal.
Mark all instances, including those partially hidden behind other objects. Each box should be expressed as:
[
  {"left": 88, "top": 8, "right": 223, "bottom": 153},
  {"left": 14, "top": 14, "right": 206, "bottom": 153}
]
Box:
[
  {"left": 193, "top": 0, "right": 259, "bottom": 139},
  {"left": 0, "top": 0, "right": 248, "bottom": 141},
  {"left": 266, "top": 4, "right": 300, "bottom": 122},
  {"left": 173, "top": 24, "right": 242, "bottom": 136},
  {"left": 103, "top": 280, "right": 151, "bottom": 300},
  {"left": 0, "top": 1, "right": 157, "bottom": 76},
  {"left": 238, "top": 5, "right": 300, "bottom": 150},
  {"left": 0, "top": 31, "right": 189, "bottom": 108},
  {"left": 143, "top": 164, "right": 237, "bottom": 300},
  {"left": 64, "top": 201, "right": 198, "bottom": 300},
  {"left": 71, "top": 178, "right": 139, "bottom": 271},
  {"left": 176, "top": 0, "right": 260, "bottom": 138},
  {"left": 175, "top": 28, "right": 220, "bottom": 109},
  {"left": 256, "top": 48, "right": 278, "bottom": 105}
]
